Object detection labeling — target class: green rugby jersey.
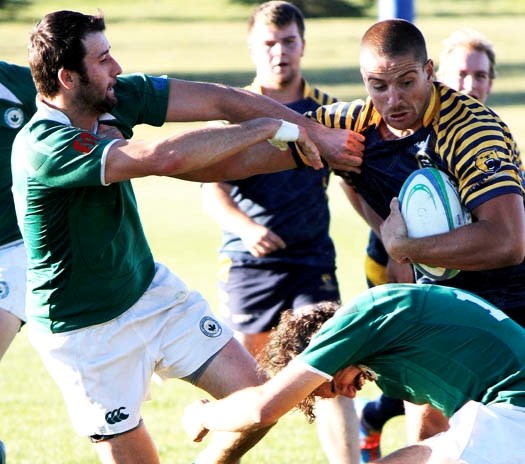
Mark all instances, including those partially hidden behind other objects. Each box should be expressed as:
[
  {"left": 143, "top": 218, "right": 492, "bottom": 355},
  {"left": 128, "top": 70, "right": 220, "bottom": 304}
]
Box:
[
  {"left": 298, "top": 284, "right": 525, "bottom": 416},
  {"left": 0, "top": 62, "right": 37, "bottom": 246},
  {"left": 12, "top": 74, "right": 170, "bottom": 333}
]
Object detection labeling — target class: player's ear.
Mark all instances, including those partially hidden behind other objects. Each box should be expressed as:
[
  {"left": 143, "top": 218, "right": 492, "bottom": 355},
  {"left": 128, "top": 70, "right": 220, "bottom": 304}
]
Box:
[
  {"left": 424, "top": 59, "right": 434, "bottom": 82},
  {"left": 58, "top": 67, "right": 75, "bottom": 90}
]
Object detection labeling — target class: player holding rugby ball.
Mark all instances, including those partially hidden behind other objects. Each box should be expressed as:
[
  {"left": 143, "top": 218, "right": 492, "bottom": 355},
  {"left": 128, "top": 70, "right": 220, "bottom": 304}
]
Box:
[{"left": 298, "top": 18, "right": 525, "bottom": 447}]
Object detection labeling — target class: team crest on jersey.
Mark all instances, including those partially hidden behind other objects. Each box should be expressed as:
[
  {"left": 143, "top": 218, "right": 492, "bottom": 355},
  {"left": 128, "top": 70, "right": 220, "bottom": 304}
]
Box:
[
  {"left": 72, "top": 132, "right": 99, "bottom": 154},
  {"left": 199, "top": 316, "right": 223, "bottom": 337},
  {"left": 475, "top": 148, "right": 501, "bottom": 173},
  {"left": 0, "top": 281, "right": 9, "bottom": 299},
  {"left": 4, "top": 107, "right": 24, "bottom": 129}
]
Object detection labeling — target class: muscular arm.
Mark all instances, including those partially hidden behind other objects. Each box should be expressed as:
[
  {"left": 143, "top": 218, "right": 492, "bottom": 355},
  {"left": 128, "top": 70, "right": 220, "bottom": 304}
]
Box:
[
  {"left": 182, "top": 362, "right": 325, "bottom": 440},
  {"left": 381, "top": 194, "right": 525, "bottom": 270},
  {"left": 201, "top": 183, "right": 286, "bottom": 256},
  {"left": 104, "top": 117, "right": 317, "bottom": 183},
  {"left": 165, "top": 79, "right": 365, "bottom": 172}
]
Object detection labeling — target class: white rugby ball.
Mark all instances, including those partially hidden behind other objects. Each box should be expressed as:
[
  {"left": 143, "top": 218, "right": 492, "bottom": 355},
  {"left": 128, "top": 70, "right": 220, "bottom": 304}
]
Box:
[{"left": 398, "top": 167, "right": 471, "bottom": 280}]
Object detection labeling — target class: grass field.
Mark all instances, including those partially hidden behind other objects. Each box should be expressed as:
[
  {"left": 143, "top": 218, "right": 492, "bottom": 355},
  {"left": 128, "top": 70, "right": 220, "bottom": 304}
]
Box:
[{"left": 0, "top": 0, "right": 524, "bottom": 462}]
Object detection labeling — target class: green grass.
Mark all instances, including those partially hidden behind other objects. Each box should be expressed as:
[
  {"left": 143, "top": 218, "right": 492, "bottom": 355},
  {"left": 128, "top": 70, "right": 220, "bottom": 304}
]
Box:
[{"left": 0, "top": 0, "right": 524, "bottom": 462}]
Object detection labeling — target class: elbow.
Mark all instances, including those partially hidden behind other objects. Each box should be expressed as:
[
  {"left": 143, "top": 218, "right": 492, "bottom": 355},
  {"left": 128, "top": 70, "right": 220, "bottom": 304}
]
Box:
[
  {"left": 489, "top": 240, "right": 525, "bottom": 268},
  {"left": 503, "top": 241, "right": 525, "bottom": 266},
  {"left": 255, "top": 405, "right": 281, "bottom": 428},
  {"left": 149, "top": 146, "right": 189, "bottom": 177}
]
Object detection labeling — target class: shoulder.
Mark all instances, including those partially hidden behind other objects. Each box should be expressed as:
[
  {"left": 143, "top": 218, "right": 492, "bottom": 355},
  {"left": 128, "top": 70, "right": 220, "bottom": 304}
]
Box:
[
  {"left": 115, "top": 73, "right": 170, "bottom": 98},
  {"left": 303, "top": 81, "right": 337, "bottom": 106}
]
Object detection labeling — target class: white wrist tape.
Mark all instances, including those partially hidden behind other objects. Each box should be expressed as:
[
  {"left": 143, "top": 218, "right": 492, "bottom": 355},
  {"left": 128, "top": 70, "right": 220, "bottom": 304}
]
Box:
[{"left": 268, "top": 120, "right": 300, "bottom": 151}]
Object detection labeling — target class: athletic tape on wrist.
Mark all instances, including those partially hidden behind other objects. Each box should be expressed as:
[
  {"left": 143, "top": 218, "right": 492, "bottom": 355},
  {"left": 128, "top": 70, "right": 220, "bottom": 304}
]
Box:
[{"left": 268, "top": 120, "right": 300, "bottom": 151}]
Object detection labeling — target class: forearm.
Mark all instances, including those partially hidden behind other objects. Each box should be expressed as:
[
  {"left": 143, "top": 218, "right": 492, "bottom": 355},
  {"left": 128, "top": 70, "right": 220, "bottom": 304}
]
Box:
[
  {"left": 186, "top": 388, "right": 276, "bottom": 438},
  {"left": 165, "top": 79, "right": 364, "bottom": 171},
  {"left": 105, "top": 118, "right": 283, "bottom": 183},
  {"left": 387, "top": 221, "right": 522, "bottom": 271}
]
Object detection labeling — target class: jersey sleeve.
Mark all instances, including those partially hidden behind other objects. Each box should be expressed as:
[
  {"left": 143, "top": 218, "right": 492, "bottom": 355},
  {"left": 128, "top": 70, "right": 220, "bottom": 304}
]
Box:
[
  {"left": 297, "top": 300, "right": 373, "bottom": 376},
  {"left": 436, "top": 94, "right": 524, "bottom": 211},
  {"left": 25, "top": 123, "right": 115, "bottom": 188},
  {"left": 101, "top": 73, "right": 170, "bottom": 138}
]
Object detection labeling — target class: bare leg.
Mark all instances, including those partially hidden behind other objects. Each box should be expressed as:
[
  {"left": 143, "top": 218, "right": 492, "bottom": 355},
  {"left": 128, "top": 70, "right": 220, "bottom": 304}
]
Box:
[
  {"left": 404, "top": 402, "right": 449, "bottom": 444},
  {"left": 93, "top": 422, "right": 159, "bottom": 464},
  {"left": 0, "top": 309, "right": 22, "bottom": 360},
  {"left": 234, "top": 331, "right": 268, "bottom": 358},
  {"left": 316, "top": 395, "right": 360, "bottom": 464},
  {"left": 194, "top": 337, "right": 270, "bottom": 464},
  {"left": 376, "top": 444, "right": 465, "bottom": 464}
]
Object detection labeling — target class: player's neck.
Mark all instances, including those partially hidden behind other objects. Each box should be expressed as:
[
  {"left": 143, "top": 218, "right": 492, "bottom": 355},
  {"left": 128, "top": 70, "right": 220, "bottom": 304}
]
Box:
[{"left": 40, "top": 95, "right": 98, "bottom": 132}]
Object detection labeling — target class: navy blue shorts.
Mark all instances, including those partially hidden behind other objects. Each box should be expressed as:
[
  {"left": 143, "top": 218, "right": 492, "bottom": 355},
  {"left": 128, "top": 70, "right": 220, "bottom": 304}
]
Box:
[{"left": 218, "top": 262, "right": 340, "bottom": 334}]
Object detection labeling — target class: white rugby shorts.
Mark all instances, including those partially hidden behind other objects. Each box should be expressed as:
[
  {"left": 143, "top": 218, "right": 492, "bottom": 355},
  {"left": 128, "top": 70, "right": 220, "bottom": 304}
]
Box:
[
  {"left": 423, "top": 400, "right": 525, "bottom": 463},
  {"left": 0, "top": 240, "right": 27, "bottom": 321},
  {"left": 27, "top": 262, "right": 233, "bottom": 436}
]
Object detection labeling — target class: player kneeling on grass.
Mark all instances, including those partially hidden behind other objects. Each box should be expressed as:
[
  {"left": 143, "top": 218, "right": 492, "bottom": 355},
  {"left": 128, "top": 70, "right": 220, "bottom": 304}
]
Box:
[{"left": 183, "top": 283, "right": 525, "bottom": 464}]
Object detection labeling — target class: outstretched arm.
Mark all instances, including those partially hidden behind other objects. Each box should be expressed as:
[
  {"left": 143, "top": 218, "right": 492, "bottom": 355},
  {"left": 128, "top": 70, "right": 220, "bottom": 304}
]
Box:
[
  {"left": 105, "top": 117, "right": 320, "bottom": 183},
  {"left": 182, "top": 362, "right": 325, "bottom": 442},
  {"left": 165, "top": 79, "right": 365, "bottom": 172}
]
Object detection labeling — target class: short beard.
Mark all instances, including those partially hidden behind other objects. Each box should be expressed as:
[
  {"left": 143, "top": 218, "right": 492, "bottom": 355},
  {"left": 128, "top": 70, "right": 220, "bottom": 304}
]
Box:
[{"left": 78, "top": 72, "right": 117, "bottom": 115}]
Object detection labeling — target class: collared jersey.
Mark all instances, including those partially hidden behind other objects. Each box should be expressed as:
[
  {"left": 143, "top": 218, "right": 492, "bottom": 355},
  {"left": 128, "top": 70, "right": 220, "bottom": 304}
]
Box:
[
  {"left": 0, "top": 62, "right": 37, "bottom": 246},
  {"left": 305, "top": 83, "right": 525, "bottom": 310},
  {"left": 220, "top": 80, "right": 337, "bottom": 267},
  {"left": 12, "top": 74, "right": 170, "bottom": 333},
  {"left": 298, "top": 283, "right": 525, "bottom": 416}
]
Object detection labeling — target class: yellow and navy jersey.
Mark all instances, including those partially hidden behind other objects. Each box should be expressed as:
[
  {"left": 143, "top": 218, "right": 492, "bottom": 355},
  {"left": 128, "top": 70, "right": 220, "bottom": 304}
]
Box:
[
  {"left": 304, "top": 82, "right": 525, "bottom": 314},
  {"left": 307, "top": 82, "right": 524, "bottom": 218},
  {"left": 220, "top": 80, "right": 337, "bottom": 267}
]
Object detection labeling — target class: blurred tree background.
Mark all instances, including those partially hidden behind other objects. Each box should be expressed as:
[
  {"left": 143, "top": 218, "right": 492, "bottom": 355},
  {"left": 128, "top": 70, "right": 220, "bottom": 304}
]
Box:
[{"left": 232, "top": 0, "right": 374, "bottom": 17}]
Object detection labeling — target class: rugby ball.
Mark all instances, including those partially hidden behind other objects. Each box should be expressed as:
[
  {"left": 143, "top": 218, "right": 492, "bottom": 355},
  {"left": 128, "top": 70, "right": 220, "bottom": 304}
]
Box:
[{"left": 399, "top": 167, "right": 471, "bottom": 280}]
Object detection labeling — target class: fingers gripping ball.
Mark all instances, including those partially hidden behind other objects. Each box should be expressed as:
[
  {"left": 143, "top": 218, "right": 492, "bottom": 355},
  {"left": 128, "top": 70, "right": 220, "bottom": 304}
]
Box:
[
  {"left": 399, "top": 167, "right": 472, "bottom": 280},
  {"left": 268, "top": 120, "right": 300, "bottom": 151}
]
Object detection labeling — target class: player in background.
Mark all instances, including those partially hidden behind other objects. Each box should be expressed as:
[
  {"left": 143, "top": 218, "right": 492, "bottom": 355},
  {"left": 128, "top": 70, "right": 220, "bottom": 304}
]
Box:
[
  {"left": 201, "top": 3, "right": 359, "bottom": 462},
  {"left": 0, "top": 62, "right": 36, "bottom": 464},
  {"left": 350, "top": 27, "right": 500, "bottom": 461},
  {"left": 10, "top": 9, "right": 366, "bottom": 464},
  {"left": 183, "top": 284, "right": 525, "bottom": 464},
  {"left": 437, "top": 28, "right": 495, "bottom": 104}
]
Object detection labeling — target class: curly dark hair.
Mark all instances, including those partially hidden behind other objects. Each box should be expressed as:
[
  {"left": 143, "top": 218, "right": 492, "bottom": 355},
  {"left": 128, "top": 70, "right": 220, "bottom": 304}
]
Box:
[{"left": 257, "top": 300, "right": 340, "bottom": 423}]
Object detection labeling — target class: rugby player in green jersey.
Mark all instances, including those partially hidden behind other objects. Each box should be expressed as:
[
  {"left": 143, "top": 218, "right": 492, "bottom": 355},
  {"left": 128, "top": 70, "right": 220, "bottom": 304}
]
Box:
[
  {"left": 10, "top": 9, "right": 365, "bottom": 464},
  {"left": 183, "top": 283, "right": 525, "bottom": 464}
]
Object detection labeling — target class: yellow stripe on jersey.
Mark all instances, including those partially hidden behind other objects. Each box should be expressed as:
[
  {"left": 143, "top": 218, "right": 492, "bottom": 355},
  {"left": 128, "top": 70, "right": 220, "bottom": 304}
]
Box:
[{"left": 307, "top": 82, "right": 524, "bottom": 211}]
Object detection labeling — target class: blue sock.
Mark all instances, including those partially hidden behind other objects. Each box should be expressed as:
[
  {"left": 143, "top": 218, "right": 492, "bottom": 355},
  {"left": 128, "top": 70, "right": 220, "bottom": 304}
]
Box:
[{"left": 362, "top": 394, "right": 405, "bottom": 431}]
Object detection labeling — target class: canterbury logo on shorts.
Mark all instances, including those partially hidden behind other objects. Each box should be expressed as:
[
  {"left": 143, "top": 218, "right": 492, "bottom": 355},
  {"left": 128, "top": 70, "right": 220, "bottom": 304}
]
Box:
[{"left": 105, "top": 406, "right": 129, "bottom": 425}]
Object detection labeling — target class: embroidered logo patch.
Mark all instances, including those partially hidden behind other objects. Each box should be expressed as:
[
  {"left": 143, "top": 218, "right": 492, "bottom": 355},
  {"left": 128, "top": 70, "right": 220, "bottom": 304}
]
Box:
[
  {"left": 72, "top": 132, "right": 98, "bottom": 154},
  {"left": 199, "top": 316, "right": 223, "bottom": 338},
  {"left": 4, "top": 107, "right": 24, "bottom": 129},
  {"left": 475, "top": 148, "right": 501, "bottom": 173}
]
